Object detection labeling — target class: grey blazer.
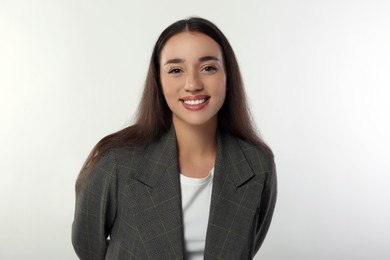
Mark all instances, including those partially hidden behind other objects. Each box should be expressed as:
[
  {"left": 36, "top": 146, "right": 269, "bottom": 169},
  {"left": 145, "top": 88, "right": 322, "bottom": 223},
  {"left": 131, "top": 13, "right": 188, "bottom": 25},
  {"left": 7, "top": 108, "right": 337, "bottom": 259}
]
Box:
[{"left": 72, "top": 127, "right": 277, "bottom": 259}]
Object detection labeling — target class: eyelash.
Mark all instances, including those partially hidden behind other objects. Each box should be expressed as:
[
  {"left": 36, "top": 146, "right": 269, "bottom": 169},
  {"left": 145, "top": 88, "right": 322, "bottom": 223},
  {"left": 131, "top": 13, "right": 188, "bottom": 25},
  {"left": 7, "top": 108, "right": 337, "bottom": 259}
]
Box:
[
  {"left": 168, "top": 68, "right": 182, "bottom": 74},
  {"left": 203, "top": 66, "right": 217, "bottom": 72},
  {"left": 168, "top": 66, "right": 217, "bottom": 74}
]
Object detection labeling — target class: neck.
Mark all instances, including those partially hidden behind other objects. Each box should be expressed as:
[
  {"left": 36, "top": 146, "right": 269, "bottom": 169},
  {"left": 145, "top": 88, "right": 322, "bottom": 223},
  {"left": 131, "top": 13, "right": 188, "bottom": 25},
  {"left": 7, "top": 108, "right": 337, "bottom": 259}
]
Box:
[{"left": 173, "top": 117, "right": 218, "bottom": 160}]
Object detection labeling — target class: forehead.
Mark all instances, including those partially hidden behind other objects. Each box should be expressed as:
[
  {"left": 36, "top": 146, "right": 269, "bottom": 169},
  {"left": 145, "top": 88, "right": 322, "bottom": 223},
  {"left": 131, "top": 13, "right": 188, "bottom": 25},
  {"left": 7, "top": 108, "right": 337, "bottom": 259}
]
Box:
[{"left": 160, "top": 32, "right": 223, "bottom": 62}]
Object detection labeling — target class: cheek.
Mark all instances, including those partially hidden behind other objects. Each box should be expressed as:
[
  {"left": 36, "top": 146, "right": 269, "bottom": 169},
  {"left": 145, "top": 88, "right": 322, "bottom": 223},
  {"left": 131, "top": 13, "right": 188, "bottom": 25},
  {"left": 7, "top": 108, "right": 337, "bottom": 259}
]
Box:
[
  {"left": 161, "top": 82, "right": 173, "bottom": 99},
  {"left": 215, "top": 77, "right": 227, "bottom": 100},
  {"left": 160, "top": 77, "right": 181, "bottom": 97}
]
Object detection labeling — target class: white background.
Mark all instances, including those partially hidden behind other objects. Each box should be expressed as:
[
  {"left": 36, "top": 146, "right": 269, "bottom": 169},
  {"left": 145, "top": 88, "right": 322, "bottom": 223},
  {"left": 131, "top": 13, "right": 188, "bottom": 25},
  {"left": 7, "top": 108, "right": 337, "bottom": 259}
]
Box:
[{"left": 1, "top": 0, "right": 389, "bottom": 259}]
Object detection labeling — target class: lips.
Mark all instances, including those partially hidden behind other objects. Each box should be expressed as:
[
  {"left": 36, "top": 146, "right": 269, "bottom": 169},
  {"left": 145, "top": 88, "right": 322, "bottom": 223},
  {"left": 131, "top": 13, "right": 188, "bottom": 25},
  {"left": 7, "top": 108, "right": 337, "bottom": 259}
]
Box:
[
  {"left": 182, "top": 98, "right": 208, "bottom": 105},
  {"left": 179, "top": 95, "right": 210, "bottom": 111}
]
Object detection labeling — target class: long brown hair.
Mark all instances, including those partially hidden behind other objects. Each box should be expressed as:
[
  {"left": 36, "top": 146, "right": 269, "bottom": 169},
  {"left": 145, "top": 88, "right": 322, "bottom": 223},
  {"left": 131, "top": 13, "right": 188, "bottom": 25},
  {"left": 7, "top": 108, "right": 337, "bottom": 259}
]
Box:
[{"left": 80, "top": 17, "right": 272, "bottom": 174}]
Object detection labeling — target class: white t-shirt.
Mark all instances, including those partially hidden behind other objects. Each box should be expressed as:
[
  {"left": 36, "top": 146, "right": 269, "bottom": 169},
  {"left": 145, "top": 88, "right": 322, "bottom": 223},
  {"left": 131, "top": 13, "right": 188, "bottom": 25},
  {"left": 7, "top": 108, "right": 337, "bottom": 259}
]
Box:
[{"left": 180, "top": 168, "right": 214, "bottom": 260}]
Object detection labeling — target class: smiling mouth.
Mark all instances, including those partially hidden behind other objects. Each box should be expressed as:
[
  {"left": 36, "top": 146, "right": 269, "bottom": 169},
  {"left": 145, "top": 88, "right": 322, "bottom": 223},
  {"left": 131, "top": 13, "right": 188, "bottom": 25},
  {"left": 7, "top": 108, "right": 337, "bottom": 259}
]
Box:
[{"left": 181, "top": 97, "right": 209, "bottom": 105}]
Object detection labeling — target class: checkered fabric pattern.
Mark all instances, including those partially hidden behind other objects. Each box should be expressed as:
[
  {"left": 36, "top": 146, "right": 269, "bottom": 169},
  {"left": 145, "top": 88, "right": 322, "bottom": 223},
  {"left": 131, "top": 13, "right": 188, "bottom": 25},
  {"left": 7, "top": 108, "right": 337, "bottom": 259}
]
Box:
[{"left": 72, "top": 127, "right": 277, "bottom": 259}]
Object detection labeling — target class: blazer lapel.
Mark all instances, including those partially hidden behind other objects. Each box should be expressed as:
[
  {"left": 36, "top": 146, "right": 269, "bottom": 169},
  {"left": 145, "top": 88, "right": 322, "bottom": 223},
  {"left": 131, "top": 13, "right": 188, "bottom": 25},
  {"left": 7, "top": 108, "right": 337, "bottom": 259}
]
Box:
[
  {"left": 133, "top": 127, "right": 185, "bottom": 259},
  {"left": 130, "top": 128, "right": 261, "bottom": 259},
  {"left": 204, "top": 132, "right": 261, "bottom": 259}
]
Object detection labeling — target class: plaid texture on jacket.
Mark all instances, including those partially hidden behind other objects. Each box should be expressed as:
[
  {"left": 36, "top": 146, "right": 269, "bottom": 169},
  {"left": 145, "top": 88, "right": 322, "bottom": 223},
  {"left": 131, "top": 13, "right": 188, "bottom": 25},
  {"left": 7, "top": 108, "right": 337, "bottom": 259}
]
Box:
[{"left": 72, "top": 127, "right": 277, "bottom": 259}]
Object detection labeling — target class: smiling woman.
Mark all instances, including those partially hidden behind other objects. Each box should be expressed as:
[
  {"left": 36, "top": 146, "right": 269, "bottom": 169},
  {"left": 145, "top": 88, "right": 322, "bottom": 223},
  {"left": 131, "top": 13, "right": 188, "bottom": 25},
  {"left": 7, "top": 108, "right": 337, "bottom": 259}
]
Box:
[
  {"left": 72, "top": 17, "right": 277, "bottom": 260},
  {"left": 160, "top": 32, "right": 226, "bottom": 134}
]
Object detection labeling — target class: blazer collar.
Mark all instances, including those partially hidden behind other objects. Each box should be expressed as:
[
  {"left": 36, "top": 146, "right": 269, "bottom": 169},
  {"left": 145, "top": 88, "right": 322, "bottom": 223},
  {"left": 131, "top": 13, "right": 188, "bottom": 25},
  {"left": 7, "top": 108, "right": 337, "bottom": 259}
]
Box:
[
  {"left": 134, "top": 125, "right": 257, "bottom": 259},
  {"left": 215, "top": 130, "right": 255, "bottom": 187},
  {"left": 134, "top": 126, "right": 178, "bottom": 187},
  {"left": 135, "top": 126, "right": 255, "bottom": 188}
]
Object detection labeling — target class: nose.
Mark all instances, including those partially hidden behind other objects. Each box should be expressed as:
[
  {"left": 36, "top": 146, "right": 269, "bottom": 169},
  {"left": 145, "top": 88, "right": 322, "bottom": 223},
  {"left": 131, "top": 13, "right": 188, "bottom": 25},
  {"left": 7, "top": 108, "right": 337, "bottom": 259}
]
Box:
[{"left": 184, "top": 71, "right": 203, "bottom": 92}]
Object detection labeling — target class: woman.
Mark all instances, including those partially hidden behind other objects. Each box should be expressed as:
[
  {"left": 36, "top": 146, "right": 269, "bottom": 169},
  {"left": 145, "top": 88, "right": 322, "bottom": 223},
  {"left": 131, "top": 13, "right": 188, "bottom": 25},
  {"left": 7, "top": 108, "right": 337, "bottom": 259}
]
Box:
[{"left": 72, "top": 17, "right": 277, "bottom": 260}]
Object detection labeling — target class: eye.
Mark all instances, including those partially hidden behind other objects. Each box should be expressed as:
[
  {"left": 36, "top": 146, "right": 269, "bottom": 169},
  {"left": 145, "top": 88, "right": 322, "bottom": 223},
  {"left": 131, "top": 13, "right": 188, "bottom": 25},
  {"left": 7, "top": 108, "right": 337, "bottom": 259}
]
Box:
[
  {"left": 203, "top": 66, "right": 217, "bottom": 72},
  {"left": 168, "top": 68, "right": 182, "bottom": 74}
]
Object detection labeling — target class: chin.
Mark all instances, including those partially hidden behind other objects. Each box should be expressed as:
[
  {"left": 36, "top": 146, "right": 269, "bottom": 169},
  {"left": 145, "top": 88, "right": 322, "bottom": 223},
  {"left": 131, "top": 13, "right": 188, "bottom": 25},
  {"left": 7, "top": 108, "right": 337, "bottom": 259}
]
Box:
[{"left": 174, "top": 114, "right": 217, "bottom": 128}]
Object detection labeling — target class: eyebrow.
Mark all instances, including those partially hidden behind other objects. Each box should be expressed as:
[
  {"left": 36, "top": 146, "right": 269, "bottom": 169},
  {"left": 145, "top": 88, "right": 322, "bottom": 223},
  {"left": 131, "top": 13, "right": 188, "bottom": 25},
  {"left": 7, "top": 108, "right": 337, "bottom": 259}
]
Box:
[
  {"left": 163, "top": 56, "right": 221, "bottom": 65},
  {"left": 163, "top": 58, "right": 184, "bottom": 65},
  {"left": 199, "top": 56, "right": 220, "bottom": 62}
]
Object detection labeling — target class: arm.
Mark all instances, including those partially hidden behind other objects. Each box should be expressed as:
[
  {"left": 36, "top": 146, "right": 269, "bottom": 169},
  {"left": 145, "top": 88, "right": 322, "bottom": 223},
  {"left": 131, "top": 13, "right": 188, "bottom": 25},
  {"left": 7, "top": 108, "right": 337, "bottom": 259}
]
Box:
[
  {"left": 254, "top": 156, "right": 277, "bottom": 254},
  {"left": 71, "top": 150, "right": 118, "bottom": 260}
]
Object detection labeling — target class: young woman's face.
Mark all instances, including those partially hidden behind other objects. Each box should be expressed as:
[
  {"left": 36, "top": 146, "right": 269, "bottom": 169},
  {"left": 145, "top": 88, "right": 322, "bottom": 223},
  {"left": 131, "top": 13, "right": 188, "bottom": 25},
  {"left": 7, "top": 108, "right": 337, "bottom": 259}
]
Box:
[{"left": 160, "top": 32, "right": 226, "bottom": 128}]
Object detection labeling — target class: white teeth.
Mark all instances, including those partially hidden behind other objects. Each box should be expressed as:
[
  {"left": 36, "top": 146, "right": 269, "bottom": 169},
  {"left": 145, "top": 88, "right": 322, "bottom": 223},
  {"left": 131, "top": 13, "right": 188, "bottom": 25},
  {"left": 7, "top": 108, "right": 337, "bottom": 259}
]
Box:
[{"left": 183, "top": 98, "right": 207, "bottom": 105}]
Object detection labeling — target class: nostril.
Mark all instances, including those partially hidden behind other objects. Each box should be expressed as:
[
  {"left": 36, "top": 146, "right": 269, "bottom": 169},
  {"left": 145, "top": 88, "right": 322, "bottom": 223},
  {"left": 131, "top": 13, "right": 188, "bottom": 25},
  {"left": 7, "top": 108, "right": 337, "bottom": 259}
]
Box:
[{"left": 184, "top": 81, "right": 203, "bottom": 91}]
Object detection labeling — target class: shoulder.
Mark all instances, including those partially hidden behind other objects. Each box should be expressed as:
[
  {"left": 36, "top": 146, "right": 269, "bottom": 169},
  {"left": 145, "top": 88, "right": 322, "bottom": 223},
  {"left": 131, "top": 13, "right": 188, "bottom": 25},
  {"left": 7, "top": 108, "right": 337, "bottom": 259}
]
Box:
[
  {"left": 234, "top": 137, "right": 277, "bottom": 192},
  {"left": 100, "top": 145, "right": 145, "bottom": 173},
  {"left": 91, "top": 146, "right": 141, "bottom": 168},
  {"left": 77, "top": 145, "right": 144, "bottom": 188},
  {"left": 223, "top": 132, "right": 275, "bottom": 176},
  {"left": 238, "top": 138, "right": 274, "bottom": 172}
]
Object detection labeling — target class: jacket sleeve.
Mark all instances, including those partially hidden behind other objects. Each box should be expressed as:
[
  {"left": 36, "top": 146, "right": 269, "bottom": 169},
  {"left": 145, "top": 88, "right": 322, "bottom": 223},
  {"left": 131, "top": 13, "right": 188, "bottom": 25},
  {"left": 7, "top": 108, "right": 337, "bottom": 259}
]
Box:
[
  {"left": 72, "top": 150, "right": 118, "bottom": 260},
  {"left": 254, "top": 156, "right": 277, "bottom": 254}
]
